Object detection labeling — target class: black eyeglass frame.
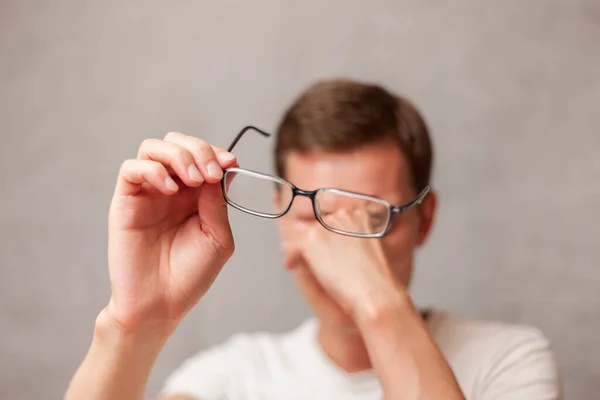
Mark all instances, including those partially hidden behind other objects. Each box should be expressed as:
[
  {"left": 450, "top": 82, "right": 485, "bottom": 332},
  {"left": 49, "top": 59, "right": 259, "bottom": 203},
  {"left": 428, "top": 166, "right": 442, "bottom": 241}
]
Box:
[{"left": 221, "top": 126, "right": 430, "bottom": 238}]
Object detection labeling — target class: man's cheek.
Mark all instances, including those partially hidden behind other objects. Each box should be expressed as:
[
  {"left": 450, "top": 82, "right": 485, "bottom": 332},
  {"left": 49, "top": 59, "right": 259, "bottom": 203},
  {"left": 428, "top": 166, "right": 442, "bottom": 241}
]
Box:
[
  {"left": 385, "top": 221, "right": 417, "bottom": 248},
  {"left": 382, "top": 229, "right": 414, "bottom": 259}
]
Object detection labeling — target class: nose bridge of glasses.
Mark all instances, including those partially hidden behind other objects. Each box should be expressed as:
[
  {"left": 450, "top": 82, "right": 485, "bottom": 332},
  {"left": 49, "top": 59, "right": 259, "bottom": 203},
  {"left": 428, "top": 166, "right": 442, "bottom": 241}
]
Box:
[
  {"left": 277, "top": 187, "right": 318, "bottom": 218},
  {"left": 293, "top": 187, "right": 318, "bottom": 199}
]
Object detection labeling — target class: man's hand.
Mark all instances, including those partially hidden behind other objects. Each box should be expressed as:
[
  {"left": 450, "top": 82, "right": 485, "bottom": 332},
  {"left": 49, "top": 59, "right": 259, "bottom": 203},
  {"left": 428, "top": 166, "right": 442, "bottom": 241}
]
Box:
[
  {"left": 106, "top": 132, "right": 238, "bottom": 331},
  {"left": 283, "top": 210, "right": 465, "bottom": 400},
  {"left": 283, "top": 209, "right": 404, "bottom": 320},
  {"left": 66, "top": 133, "right": 237, "bottom": 400}
]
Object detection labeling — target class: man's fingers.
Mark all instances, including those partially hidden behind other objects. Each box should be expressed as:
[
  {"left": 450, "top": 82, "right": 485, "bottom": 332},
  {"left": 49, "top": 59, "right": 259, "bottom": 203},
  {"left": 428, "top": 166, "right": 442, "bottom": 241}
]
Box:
[
  {"left": 212, "top": 145, "right": 238, "bottom": 165},
  {"left": 327, "top": 209, "right": 371, "bottom": 234},
  {"left": 164, "top": 132, "right": 237, "bottom": 183},
  {"left": 153, "top": 135, "right": 237, "bottom": 258},
  {"left": 196, "top": 180, "right": 236, "bottom": 262},
  {"left": 116, "top": 159, "right": 178, "bottom": 196},
  {"left": 137, "top": 139, "right": 205, "bottom": 187},
  {"left": 282, "top": 225, "right": 324, "bottom": 270}
]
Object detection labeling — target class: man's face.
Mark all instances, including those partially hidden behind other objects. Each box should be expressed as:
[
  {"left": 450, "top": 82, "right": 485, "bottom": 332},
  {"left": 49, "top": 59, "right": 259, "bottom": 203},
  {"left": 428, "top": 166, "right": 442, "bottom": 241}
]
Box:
[{"left": 275, "top": 139, "right": 437, "bottom": 330}]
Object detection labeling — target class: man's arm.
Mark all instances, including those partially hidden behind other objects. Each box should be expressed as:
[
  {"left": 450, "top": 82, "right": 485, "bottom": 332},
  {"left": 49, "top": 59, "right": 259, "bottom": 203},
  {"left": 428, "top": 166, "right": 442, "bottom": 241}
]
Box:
[
  {"left": 65, "top": 134, "right": 238, "bottom": 399},
  {"left": 67, "top": 312, "right": 207, "bottom": 400},
  {"left": 65, "top": 310, "right": 173, "bottom": 400},
  {"left": 291, "top": 212, "right": 466, "bottom": 399},
  {"left": 354, "top": 289, "right": 465, "bottom": 400}
]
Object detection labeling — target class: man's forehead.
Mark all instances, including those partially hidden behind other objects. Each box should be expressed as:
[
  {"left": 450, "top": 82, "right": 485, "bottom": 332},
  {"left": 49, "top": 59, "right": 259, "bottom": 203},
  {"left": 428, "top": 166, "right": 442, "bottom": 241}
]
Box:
[{"left": 283, "top": 143, "right": 413, "bottom": 201}]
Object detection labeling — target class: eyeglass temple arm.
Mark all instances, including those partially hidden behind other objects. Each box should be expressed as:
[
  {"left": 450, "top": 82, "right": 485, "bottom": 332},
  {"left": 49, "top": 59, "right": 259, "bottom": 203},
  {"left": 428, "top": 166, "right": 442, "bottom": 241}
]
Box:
[
  {"left": 227, "top": 126, "right": 271, "bottom": 152},
  {"left": 392, "top": 185, "right": 431, "bottom": 214}
]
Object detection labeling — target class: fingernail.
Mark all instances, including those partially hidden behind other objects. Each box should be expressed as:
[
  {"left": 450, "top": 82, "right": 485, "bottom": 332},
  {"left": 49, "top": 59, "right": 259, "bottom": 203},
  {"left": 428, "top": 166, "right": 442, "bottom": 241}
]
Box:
[
  {"left": 165, "top": 176, "right": 178, "bottom": 191},
  {"left": 188, "top": 164, "right": 203, "bottom": 182},
  {"left": 207, "top": 160, "right": 223, "bottom": 179},
  {"left": 217, "top": 152, "right": 236, "bottom": 163}
]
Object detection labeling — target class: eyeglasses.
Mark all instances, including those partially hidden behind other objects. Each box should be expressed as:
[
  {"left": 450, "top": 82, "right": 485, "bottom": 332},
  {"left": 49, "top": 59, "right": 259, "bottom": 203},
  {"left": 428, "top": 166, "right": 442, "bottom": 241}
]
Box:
[{"left": 221, "top": 126, "right": 430, "bottom": 238}]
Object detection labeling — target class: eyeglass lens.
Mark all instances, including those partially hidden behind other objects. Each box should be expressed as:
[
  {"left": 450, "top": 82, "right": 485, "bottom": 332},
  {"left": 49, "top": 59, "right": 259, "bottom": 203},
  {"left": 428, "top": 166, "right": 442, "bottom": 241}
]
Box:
[{"left": 224, "top": 170, "right": 390, "bottom": 235}]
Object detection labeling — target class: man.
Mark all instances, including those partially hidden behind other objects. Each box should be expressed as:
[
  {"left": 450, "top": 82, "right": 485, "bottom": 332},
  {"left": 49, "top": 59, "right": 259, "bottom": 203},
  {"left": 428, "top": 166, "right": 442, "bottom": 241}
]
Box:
[{"left": 66, "top": 79, "right": 560, "bottom": 399}]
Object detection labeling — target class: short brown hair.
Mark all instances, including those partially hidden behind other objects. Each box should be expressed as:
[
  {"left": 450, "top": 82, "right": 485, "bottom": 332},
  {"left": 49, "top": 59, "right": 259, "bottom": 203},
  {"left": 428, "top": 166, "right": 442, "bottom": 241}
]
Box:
[{"left": 274, "top": 78, "right": 433, "bottom": 191}]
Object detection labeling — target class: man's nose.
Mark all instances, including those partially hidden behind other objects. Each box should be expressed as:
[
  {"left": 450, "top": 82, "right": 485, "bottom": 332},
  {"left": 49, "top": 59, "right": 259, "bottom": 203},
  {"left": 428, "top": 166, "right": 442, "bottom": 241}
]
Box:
[
  {"left": 290, "top": 218, "right": 317, "bottom": 234},
  {"left": 281, "top": 195, "right": 319, "bottom": 229}
]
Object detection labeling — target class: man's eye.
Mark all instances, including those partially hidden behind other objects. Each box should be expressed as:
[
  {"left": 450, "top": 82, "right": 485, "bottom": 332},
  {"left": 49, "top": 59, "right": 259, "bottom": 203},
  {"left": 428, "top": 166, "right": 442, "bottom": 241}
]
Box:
[{"left": 367, "top": 212, "right": 387, "bottom": 227}]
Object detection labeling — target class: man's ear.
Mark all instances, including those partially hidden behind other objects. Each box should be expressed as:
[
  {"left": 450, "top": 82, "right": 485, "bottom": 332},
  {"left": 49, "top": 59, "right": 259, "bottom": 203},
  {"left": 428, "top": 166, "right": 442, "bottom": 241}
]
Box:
[{"left": 416, "top": 190, "right": 437, "bottom": 246}]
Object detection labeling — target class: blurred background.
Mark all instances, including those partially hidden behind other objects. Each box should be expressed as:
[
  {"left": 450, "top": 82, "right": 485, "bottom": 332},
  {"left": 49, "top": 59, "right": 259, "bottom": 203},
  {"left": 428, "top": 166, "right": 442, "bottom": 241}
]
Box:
[{"left": 1, "top": 1, "right": 599, "bottom": 399}]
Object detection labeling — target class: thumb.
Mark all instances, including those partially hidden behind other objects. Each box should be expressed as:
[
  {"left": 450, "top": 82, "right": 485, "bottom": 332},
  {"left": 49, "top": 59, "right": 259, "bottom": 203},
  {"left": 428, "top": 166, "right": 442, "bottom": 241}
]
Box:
[{"left": 197, "top": 181, "right": 234, "bottom": 255}]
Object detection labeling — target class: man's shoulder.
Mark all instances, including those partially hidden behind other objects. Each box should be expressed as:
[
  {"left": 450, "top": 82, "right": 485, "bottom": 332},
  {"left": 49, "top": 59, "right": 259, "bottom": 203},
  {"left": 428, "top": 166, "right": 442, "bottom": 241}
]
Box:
[
  {"left": 427, "top": 309, "right": 560, "bottom": 397},
  {"left": 427, "top": 308, "right": 551, "bottom": 354}
]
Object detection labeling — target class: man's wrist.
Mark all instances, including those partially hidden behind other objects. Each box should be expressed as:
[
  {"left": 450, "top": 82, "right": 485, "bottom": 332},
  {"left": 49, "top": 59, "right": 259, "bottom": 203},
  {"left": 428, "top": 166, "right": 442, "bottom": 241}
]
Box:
[
  {"left": 65, "top": 309, "right": 175, "bottom": 400},
  {"left": 89, "top": 306, "right": 178, "bottom": 385},
  {"left": 351, "top": 281, "right": 415, "bottom": 331},
  {"left": 94, "top": 306, "right": 176, "bottom": 351}
]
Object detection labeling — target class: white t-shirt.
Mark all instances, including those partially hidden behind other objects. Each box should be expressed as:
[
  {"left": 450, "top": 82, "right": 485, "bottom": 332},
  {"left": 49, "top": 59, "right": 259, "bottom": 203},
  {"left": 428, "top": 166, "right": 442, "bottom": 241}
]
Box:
[{"left": 161, "top": 310, "right": 561, "bottom": 399}]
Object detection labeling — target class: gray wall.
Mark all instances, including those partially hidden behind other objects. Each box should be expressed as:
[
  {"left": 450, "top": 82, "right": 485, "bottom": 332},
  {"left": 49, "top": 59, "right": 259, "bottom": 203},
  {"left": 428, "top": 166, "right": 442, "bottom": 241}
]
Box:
[{"left": 1, "top": 1, "right": 598, "bottom": 399}]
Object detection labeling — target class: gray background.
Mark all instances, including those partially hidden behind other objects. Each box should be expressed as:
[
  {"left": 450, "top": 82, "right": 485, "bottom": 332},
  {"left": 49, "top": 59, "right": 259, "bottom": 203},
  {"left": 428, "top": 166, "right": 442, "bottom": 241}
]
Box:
[{"left": 1, "top": 1, "right": 598, "bottom": 399}]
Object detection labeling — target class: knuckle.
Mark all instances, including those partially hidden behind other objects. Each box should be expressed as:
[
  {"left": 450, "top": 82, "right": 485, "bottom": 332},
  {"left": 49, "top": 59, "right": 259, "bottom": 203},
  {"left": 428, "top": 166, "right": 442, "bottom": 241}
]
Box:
[
  {"left": 306, "top": 225, "right": 320, "bottom": 241},
  {"left": 164, "top": 131, "right": 181, "bottom": 140},
  {"left": 192, "top": 145, "right": 208, "bottom": 158},
  {"left": 213, "top": 232, "right": 235, "bottom": 261},
  {"left": 119, "top": 159, "right": 135, "bottom": 173},
  {"left": 137, "top": 138, "right": 155, "bottom": 154},
  {"left": 149, "top": 161, "right": 165, "bottom": 175},
  {"left": 223, "top": 237, "right": 235, "bottom": 259},
  {"left": 191, "top": 140, "right": 212, "bottom": 158},
  {"left": 169, "top": 145, "right": 189, "bottom": 162}
]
